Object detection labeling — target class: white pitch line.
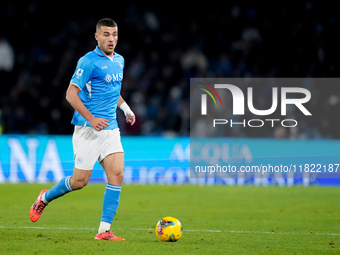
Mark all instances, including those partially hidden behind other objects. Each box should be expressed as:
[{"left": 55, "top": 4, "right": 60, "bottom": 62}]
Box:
[
  {"left": 0, "top": 226, "right": 95, "bottom": 230},
  {"left": 0, "top": 226, "right": 220, "bottom": 232},
  {"left": 0, "top": 226, "right": 339, "bottom": 236},
  {"left": 228, "top": 230, "right": 340, "bottom": 236},
  {"left": 135, "top": 228, "right": 221, "bottom": 233}
]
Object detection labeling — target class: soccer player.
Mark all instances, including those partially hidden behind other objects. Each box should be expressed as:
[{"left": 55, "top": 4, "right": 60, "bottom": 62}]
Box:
[{"left": 30, "top": 18, "right": 135, "bottom": 241}]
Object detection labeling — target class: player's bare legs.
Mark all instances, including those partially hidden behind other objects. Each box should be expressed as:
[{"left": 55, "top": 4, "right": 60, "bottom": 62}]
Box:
[
  {"left": 95, "top": 152, "right": 125, "bottom": 241},
  {"left": 70, "top": 168, "right": 92, "bottom": 190},
  {"left": 101, "top": 152, "right": 124, "bottom": 186}
]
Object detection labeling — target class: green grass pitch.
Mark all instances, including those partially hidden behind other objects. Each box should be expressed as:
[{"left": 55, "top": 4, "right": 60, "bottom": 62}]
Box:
[{"left": 0, "top": 184, "right": 339, "bottom": 254}]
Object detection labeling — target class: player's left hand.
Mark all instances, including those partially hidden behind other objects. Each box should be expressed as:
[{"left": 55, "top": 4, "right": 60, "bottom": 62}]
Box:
[{"left": 126, "top": 113, "right": 135, "bottom": 126}]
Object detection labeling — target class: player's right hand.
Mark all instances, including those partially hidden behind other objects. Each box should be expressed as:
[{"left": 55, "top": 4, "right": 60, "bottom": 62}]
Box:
[{"left": 89, "top": 117, "right": 109, "bottom": 131}]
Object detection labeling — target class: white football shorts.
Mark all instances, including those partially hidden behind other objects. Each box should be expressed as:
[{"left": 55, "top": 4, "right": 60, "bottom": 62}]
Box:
[{"left": 72, "top": 126, "right": 124, "bottom": 170}]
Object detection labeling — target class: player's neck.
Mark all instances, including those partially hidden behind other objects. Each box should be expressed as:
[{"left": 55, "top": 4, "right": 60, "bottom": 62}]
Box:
[
  {"left": 106, "top": 52, "right": 114, "bottom": 59},
  {"left": 104, "top": 52, "right": 114, "bottom": 59},
  {"left": 98, "top": 46, "right": 114, "bottom": 59}
]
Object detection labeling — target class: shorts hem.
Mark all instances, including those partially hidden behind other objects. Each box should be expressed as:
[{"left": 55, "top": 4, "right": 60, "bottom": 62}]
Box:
[
  {"left": 74, "top": 165, "right": 95, "bottom": 171},
  {"left": 99, "top": 150, "right": 124, "bottom": 163}
]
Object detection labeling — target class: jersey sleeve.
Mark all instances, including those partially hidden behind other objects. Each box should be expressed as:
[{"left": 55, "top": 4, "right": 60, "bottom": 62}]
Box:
[{"left": 70, "top": 56, "right": 94, "bottom": 90}]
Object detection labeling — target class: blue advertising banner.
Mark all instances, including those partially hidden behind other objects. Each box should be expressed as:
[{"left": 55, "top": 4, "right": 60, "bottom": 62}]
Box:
[
  {"left": 0, "top": 135, "right": 190, "bottom": 185},
  {"left": 0, "top": 135, "right": 339, "bottom": 186}
]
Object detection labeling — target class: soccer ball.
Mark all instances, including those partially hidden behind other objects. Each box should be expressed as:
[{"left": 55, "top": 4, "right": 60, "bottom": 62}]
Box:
[{"left": 155, "top": 216, "right": 183, "bottom": 242}]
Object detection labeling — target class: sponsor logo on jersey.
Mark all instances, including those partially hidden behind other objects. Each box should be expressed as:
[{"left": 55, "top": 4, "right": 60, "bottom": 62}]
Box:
[{"left": 105, "top": 73, "right": 112, "bottom": 83}]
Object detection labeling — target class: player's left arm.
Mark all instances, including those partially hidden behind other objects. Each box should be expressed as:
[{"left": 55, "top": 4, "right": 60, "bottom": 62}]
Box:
[{"left": 118, "top": 96, "right": 135, "bottom": 126}]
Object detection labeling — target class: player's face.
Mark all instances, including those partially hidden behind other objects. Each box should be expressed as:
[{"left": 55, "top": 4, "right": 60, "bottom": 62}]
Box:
[{"left": 95, "top": 26, "right": 118, "bottom": 57}]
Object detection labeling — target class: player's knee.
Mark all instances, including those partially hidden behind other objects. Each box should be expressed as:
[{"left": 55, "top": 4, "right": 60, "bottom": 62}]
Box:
[
  {"left": 71, "top": 177, "right": 89, "bottom": 190},
  {"left": 116, "top": 171, "right": 124, "bottom": 183},
  {"left": 118, "top": 171, "right": 124, "bottom": 181},
  {"left": 108, "top": 170, "right": 124, "bottom": 185}
]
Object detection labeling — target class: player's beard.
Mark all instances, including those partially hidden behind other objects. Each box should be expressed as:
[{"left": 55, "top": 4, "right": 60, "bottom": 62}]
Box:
[
  {"left": 104, "top": 48, "right": 114, "bottom": 56},
  {"left": 100, "top": 45, "right": 115, "bottom": 57}
]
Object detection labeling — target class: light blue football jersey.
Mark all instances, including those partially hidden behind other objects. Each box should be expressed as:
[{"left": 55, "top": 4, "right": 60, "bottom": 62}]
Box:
[{"left": 70, "top": 46, "right": 124, "bottom": 129}]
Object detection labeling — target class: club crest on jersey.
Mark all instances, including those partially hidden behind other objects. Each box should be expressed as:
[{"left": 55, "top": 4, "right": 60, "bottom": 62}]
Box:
[{"left": 105, "top": 73, "right": 112, "bottom": 83}]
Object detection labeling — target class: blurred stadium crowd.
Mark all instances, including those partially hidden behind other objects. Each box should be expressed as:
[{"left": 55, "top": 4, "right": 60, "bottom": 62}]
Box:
[{"left": 1, "top": 2, "right": 340, "bottom": 138}]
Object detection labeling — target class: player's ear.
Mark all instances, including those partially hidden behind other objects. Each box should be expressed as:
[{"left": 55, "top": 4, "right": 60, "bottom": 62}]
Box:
[{"left": 94, "top": 33, "right": 98, "bottom": 41}]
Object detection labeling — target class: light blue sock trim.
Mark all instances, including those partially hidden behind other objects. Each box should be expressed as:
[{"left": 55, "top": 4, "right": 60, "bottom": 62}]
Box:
[
  {"left": 100, "top": 183, "right": 121, "bottom": 224},
  {"left": 65, "top": 176, "right": 73, "bottom": 192},
  {"left": 106, "top": 183, "right": 121, "bottom": 192},
  {"left": 45, "top": 176, "right": 73, "bottom": 202}
]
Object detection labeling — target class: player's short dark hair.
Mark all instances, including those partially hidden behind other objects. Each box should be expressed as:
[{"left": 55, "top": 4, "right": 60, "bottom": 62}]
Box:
[{"left": 96, "top": 18, "right": 117, "bottom": 31}]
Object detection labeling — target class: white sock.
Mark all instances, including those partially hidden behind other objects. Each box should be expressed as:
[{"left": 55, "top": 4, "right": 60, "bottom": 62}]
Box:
[
  {"left": 41, "top": 193, "right": 49, "bottom": 205},
  {"left": 98, "top": 221, "right": 111, "bottom": 234}
]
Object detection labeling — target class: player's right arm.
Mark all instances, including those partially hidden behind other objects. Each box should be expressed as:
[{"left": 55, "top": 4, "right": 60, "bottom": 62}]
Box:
[
  {"left": 67, "top": 56, "right": 108, "bottom": 131},
  {"left": 66, "top": 84, "right": 109, "bottom": 131}
]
